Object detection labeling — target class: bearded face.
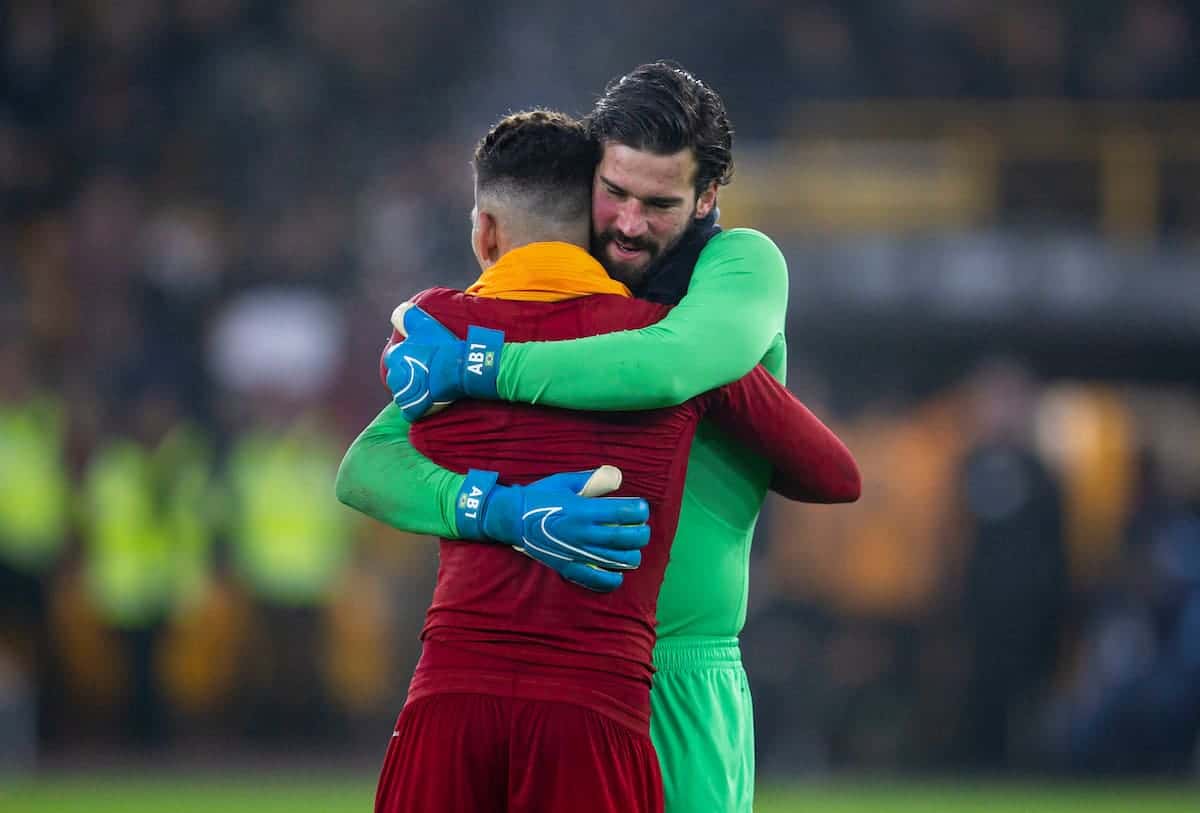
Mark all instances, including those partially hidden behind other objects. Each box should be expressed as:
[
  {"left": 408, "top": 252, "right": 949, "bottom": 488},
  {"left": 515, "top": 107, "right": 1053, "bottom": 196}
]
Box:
[{"left": 590, "top": 143, "right": 716, "bottom": 287}]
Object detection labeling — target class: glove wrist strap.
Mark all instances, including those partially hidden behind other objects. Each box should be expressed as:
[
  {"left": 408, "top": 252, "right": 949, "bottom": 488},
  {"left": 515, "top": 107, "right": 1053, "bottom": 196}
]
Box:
[
  {"left": 456, "top": 469, "right": 500, "bottom": 540},
  {"left": 461, "top": 326, "right": 504, "bottom": 399}
]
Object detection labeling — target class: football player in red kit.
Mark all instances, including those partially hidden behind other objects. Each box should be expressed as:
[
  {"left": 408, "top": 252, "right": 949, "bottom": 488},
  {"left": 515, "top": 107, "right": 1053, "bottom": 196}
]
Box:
[{"left": 369, "top": 110, "right": 859, "bottom": 813}]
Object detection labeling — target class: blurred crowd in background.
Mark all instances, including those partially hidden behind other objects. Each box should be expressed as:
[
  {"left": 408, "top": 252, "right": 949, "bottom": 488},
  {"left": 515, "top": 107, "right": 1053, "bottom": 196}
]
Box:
[{"left": 2, "top": 0, "right": 1199, "bottom": 780}]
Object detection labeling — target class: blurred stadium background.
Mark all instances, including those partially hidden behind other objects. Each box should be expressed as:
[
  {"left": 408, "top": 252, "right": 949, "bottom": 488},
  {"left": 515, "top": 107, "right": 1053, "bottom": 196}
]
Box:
[{"left": 2, "top": 0, "right": 1200, "bottom": 810}]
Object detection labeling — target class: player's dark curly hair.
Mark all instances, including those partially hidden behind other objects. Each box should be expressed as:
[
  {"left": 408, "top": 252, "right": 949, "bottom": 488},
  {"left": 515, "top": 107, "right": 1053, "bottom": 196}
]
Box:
[
  {"left": 473, "top": 109, "right": 600, "bottom": 224},
  {"left": 586, "top": 61, "right": 733, "bottom": 198}
]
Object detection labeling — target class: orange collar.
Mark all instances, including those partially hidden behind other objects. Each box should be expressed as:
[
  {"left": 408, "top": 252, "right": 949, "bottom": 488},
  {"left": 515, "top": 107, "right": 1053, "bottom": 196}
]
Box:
[{"left": 465, "top": 242, "right": 631, "bottom": 301}]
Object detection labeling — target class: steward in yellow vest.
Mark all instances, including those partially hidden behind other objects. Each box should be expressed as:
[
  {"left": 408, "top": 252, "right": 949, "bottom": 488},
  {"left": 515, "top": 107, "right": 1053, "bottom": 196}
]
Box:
[
  {"left": 225, "top": 414, "right": 354, "bottom": 738},
  {"left": 80, "top": 403, "right": 216, "bottom": 746}
]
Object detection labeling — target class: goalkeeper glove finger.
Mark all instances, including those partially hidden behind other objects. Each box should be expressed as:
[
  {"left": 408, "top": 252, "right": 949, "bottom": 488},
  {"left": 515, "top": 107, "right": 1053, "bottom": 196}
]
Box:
[
  {"left": 557, "top": 561, "right": 624, "bottom": 593},
  {"left": 385, "top": 302, "right": 504, "bottom": 421},
  {"left": 456, "top": 466, "right": 651, "bottom": 592}
]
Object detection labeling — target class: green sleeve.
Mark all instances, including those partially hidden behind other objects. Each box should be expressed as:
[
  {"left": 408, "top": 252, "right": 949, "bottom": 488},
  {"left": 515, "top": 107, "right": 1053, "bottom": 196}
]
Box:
[
  {"left": 495, "top": 228, "right": 789, "bottom": 410},
  {"left": 334, "top": 403, "right": 463, "bottom": 537}
]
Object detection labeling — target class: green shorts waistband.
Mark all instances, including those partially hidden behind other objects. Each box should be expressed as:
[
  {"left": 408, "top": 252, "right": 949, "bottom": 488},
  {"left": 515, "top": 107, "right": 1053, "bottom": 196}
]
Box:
[{"left": 652, "top": 636, "right": 742, "bottom": 672}]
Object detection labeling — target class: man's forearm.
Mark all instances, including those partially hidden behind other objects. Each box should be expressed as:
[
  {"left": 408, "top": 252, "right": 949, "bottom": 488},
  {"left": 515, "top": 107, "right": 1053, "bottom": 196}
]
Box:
[
  {"left": 495, "top": 229, "right": 789, "bottom": 410},
  {"left": 335, "top": 404, "right": 463, "bottom": 537}
]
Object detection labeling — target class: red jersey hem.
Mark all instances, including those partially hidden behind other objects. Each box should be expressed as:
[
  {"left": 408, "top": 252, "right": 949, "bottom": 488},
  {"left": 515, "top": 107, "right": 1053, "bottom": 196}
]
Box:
[{"left": 406, "top": 641, "right": 651, "bottom": 736}]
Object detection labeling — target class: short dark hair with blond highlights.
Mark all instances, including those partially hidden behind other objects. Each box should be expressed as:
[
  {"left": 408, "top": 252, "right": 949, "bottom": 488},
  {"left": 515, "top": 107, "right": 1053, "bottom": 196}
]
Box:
[{"left": 473, "top": 110, "right": 600, "bottom": 224}]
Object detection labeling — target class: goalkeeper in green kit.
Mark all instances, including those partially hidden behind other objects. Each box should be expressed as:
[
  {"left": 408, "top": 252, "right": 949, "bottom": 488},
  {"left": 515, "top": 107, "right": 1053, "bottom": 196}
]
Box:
[{"left": 338, "top": 62, "right": 858, "bottom": 813}]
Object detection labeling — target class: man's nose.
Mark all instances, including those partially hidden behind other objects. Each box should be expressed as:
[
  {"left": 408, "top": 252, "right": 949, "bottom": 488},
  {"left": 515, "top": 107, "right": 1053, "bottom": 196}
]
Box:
[{"left": 615, "top": 201, "right": 648, "bottom": 238}]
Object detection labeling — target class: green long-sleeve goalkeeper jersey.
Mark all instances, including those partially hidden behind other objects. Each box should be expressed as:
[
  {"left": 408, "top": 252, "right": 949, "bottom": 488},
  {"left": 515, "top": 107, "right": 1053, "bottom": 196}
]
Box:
[{"left": 336, "top": 228, "right": 788, "bottom": 639}]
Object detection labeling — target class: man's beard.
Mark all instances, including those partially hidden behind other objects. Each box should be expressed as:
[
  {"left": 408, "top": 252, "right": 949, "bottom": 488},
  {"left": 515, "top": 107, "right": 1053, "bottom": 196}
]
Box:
[
  {"left": 591, "top": 216, "right": 693, "bottom": 289},
  {"left": 591, "top": 229, "right": 658, "bottom": 287}
]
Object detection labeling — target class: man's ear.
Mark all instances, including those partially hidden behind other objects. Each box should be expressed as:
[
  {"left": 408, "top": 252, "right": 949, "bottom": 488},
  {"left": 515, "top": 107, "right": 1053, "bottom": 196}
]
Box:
[
  {"left": 694, "top": 183, "right": 718, "bottom": 219},
  {"left": 472, "top": 209, "right": 501, "bottom": 267}
]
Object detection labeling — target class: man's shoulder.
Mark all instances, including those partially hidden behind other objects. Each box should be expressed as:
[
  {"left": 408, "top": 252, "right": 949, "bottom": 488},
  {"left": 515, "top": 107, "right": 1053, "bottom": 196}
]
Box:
[
  {"left": 586, "top": 293, "right": 669, "bottom": 316},
  {"left": 689, "top": 228, "right": 788, "bottom": 297},
  {"left": 557, "top": 294, "right": 669, "bottom": 337},
  {"left": 410, "top": 287, "right": 462, "bottom": 307},
  {"left": 408, "top": 286, "right": 480, "bottom": 324},
  {"left": 700, "top": 228, "right": 785, "bottom": 262},
  {"left": 408, "top": 288, "right": 668, "bottom": 339}
]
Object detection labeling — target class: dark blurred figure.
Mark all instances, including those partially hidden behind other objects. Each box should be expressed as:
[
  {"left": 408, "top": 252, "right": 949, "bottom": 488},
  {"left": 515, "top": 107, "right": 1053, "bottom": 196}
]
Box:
[
  {"left": 953, "top": 359, "right": 1068, "bottom": 770},
  {"left": 742, "top": 596, "right": 835, "bottom": 776},
  {"left": 1058, "top": 449, "right": 1200, "bottom": 774}
]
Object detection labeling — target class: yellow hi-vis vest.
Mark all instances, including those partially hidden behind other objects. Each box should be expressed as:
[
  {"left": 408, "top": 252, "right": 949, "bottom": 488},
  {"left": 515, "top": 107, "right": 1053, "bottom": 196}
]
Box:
[
  {"left": 81, "top": 427, "right": 215, "bottom": 628},
  {"left": 0, "top": 396, "right": 69, "bottom": 574},
  {"left": 227, "top": 422, "right": 352, "bottom": 606}
]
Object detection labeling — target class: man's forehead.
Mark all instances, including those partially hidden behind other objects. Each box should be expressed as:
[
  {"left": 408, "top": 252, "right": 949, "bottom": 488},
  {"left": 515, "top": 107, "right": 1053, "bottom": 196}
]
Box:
[{"left": 598, "top": 143, "right": 696, "bottom": 193}]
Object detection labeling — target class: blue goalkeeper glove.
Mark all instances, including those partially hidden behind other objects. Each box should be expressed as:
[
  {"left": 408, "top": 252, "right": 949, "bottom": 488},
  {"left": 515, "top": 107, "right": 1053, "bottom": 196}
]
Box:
[
  {"left": 455, "top": 465, "right": 650, "bottom": 592},
  {"left": 385, "top": 302, "right": 504, "bottom": 421}
]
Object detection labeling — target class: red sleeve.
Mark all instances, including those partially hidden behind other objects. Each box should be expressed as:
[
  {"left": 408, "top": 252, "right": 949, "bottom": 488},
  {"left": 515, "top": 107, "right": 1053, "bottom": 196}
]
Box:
[
  {"left": 380, "top": 327, "right": 403, "bottom": 389},
  {"left": 703, "top": 367, "right": 861, "bottom": 503}
]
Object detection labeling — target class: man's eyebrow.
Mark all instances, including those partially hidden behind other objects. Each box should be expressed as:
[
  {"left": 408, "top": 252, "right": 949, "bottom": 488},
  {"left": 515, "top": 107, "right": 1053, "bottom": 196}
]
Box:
[
  {"left": 645, "top": 194, "right": 685, "bottom": 207},
  {"left": 599, "top": 175, "right": 685, "bottom": 207},
  {"left": 599, "top": 175, "right": 626, "bottom": 194}
]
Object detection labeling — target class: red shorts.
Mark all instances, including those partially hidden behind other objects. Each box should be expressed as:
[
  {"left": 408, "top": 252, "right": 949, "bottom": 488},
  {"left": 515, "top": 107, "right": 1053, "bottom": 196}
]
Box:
[{"left": 375, "top": 693, "right": 664, "bottom": 813}]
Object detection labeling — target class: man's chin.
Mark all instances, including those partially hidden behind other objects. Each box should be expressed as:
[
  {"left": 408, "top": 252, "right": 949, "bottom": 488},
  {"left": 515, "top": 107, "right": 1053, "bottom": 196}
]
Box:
[
  {"left": 600, "top": 258, "right": 649, "bottom": 288},
  {"left": 599, "top": 246, "right": 652, "bottom": 287}
]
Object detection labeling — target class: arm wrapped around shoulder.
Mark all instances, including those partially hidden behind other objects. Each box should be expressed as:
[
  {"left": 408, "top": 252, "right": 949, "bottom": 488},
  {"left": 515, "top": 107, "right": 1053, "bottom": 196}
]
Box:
[{"left": 707, "top": 365, "right": 861, "bottom": 504}]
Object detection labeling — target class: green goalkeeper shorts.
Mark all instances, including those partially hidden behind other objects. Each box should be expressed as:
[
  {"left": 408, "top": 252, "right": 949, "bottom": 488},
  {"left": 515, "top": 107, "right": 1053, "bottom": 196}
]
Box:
[{"left": 650, "top": 636, "right": 754, "bottom": 813}]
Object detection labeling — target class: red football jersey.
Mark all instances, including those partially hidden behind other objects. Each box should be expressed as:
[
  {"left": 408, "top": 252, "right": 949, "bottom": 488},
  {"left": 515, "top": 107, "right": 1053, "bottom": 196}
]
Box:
[{"left": 393, "top": 286, "right": 857, "bottom": 733}]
